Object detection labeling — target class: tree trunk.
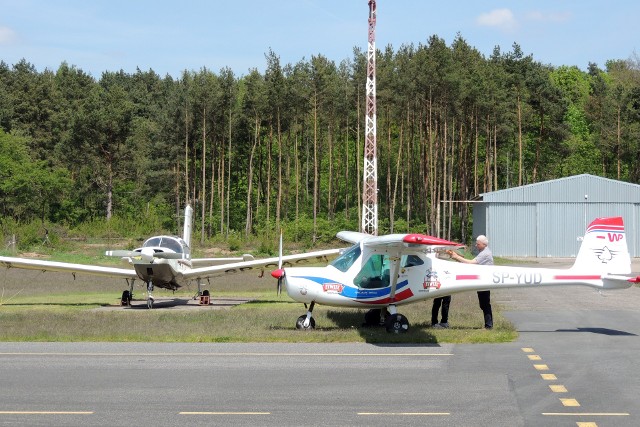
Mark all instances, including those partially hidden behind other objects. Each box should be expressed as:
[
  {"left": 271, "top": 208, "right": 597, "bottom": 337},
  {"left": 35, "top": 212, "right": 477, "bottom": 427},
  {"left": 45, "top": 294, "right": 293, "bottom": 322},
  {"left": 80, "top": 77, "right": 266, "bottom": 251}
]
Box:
[
  {"left": 517, "top": 94, "right": 523, "bottom": 186},
  {"left": 245, "top": 116, "right": 260, "bottom": 237}
]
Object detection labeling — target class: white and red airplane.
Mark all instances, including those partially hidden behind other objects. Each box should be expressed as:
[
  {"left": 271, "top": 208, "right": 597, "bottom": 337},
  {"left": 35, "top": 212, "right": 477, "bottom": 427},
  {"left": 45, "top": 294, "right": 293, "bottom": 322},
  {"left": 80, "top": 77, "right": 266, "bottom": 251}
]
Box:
[
  {"left": 0, "top": 205, "right": 339, "bottom": 308},
  {"left": 271, "top": 217, "right": 639, "bottom": 333}
]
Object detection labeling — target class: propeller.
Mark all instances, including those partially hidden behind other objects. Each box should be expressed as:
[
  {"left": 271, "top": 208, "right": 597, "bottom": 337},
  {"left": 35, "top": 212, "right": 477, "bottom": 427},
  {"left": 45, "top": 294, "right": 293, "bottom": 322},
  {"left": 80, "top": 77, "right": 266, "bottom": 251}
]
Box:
[
  {"left": 105, "top": 250, "right": 136, "bottom": 257},
  {"left": 271, "top": 231, "right": 285, "bottom": 296}
]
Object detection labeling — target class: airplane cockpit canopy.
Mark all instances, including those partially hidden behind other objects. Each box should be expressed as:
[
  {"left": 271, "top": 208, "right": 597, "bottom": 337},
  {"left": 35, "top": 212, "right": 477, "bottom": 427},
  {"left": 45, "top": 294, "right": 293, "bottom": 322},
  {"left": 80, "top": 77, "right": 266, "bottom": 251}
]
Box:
[
  {"left": 330, "top": 244, "right": 362, "bottom": 272},
  {"left": 142, "top": 236, "right": 190, "bottom": 256}
]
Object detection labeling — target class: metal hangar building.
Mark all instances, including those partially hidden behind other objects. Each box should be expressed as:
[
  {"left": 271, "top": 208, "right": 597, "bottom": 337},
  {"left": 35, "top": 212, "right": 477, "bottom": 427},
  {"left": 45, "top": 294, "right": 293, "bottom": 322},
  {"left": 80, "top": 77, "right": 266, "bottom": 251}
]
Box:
[{"left": 472, "top": 174, "right": 640, "bottom": 258}]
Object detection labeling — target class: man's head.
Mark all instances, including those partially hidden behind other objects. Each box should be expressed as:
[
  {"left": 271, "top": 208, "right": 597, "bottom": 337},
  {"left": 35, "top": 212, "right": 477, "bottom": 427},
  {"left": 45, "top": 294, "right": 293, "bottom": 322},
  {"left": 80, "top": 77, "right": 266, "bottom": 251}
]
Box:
[{"left": 475, "top": 235, "right": 488, "bottom": 250}]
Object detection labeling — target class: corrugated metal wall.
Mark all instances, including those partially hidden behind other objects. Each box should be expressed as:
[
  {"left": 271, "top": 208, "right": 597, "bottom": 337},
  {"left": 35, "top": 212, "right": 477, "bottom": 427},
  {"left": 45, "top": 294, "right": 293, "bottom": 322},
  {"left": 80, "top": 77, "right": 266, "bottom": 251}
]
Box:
[
  {"left": 488, "top": 203, "right": 537, "bottom": 257},
  {"left": 474, "top": 175, "right": 640, "bottom": 258}
]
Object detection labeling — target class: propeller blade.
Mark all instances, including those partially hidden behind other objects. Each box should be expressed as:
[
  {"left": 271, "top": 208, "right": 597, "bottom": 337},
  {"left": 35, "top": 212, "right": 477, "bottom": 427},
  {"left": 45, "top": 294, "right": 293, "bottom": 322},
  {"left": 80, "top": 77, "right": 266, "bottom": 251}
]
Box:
[
  {"left": 277, "top": 231, "right": 283, "bottom": 296},
  {"left": 105, "top": 250, "right": 135, "bottom": 257}
]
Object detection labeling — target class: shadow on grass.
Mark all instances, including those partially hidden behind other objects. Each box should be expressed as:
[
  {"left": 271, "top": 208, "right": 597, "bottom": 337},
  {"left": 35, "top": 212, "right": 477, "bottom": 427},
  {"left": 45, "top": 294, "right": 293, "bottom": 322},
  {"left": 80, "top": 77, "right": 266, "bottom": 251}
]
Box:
[
  {"left": 1, "top": 302, "right": 108, "bottom": 307},
  {"left": 326, "top": 309, "right": 439, "bottom": 344}
]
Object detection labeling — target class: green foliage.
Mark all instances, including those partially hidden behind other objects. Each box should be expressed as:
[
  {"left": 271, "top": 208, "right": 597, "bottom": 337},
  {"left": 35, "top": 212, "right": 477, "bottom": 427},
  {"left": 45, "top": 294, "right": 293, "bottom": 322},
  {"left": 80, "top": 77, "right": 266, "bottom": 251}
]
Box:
[
  {"left": 0, "top": 129, "right": 73, "bottom": 222},
  {"left": 0, "top": 45, "right": 639, "bottom": 243}
]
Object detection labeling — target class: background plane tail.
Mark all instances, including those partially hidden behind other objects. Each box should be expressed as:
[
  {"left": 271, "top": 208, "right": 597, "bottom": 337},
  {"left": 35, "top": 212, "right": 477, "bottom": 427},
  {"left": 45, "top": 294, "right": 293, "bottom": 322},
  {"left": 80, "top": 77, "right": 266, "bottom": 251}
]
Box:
[
  {"left": 183, "top": 205, "right": 193, "bottom": 248},
  {"left": 571, "top": 217, "right": 631, "bottom": 275}
]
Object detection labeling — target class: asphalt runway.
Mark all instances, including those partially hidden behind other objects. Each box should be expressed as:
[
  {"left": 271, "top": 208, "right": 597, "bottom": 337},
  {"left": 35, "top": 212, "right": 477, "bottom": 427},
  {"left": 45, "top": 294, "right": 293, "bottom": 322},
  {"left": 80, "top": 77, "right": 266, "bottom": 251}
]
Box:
[{"left": 1, "top": 262, "right": 639, "bottom": 426}]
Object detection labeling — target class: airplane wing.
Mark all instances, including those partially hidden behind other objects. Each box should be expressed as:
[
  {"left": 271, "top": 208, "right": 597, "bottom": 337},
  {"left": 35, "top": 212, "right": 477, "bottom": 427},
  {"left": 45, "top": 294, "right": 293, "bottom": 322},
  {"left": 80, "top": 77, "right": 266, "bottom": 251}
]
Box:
[
  {"left": 0, "top": 255, "right": 138, "bottom": 279},
  {"left": 190, "top": 254, "right": 255, "bottom": 267},
  {"left": 336, "top": 231, "right": 371, "bottom": 244},
  {"left": 183, "top": 248, "right": 342, "bottom": 280},
  {"left": 340, "top": 232, "right": 461, "bottom": 249}
]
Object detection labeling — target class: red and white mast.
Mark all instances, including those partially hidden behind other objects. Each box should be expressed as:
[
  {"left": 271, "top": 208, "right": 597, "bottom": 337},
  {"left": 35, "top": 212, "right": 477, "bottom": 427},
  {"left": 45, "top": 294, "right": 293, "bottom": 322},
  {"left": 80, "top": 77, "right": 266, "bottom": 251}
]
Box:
[{"left": 362, "top": 0, "right": 378, "bottom": 235}]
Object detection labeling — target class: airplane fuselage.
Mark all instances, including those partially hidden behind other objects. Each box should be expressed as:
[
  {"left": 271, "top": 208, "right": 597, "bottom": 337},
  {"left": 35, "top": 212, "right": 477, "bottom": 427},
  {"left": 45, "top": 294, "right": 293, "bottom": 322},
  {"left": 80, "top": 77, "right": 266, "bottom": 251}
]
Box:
[
  {"left": 282, "top": 252, "right": 625, "bottom": 308},
  {"left": 131, "top": 258, "right": 189, "bottom": 290}
]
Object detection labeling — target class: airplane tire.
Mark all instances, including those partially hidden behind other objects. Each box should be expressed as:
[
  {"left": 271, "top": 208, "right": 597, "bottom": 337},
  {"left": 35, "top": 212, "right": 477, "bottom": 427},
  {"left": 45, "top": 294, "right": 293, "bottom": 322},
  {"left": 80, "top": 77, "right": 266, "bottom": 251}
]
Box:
[
  {"left": 295, "top": 315, "right": 315, "bottom": 330},
  {"left": 121, "top": 290, "right": 131, "bottom": 306},
  {"left": 202, "top": 290, "right": 210, "bottom": 297},
  {"left": 385, "top": 313, "right": 410, "bottom": 334}
]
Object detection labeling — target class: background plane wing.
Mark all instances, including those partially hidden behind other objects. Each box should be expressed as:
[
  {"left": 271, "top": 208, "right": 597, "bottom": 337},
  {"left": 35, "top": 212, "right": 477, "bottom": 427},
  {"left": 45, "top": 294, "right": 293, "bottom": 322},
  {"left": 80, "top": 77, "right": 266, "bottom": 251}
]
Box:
[
  {"left": 190, "top": 254, "right": 255, "bottom": 267},
  {"left": 183, "top": 248, "right": 342, "bottom": 280},
  {"left": 0, "top": 255, "right": 138, "bottom": 279}
]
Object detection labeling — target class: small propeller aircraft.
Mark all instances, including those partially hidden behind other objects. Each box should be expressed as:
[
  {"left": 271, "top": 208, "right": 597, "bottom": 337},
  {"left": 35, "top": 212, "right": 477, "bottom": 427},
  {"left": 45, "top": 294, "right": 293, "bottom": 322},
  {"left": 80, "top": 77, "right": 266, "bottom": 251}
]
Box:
[
  {"left": 271, "top": 217, "right": 639, "bottom": 333},
  {"left": 0, "top": 205, "right": 340, "bottom": 308}
]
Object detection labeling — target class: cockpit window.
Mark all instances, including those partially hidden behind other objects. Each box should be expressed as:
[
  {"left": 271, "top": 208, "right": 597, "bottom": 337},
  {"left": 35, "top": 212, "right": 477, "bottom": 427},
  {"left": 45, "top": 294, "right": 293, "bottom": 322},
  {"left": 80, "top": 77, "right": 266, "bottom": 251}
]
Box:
[
  {"left": 402, "top": 255, "right": 424, "bottom": 267},
  {"left": 330, "top": 244, "right": 361, "bottom": 272},
  {"left": 354, "top": 254, "right": 390, "bottom": 289},
  {"left": 143, "top": 236, "right": 187, "bottom": 254},
  {"left": 144, "top": 237, "right": 161, "bottom": 247}
]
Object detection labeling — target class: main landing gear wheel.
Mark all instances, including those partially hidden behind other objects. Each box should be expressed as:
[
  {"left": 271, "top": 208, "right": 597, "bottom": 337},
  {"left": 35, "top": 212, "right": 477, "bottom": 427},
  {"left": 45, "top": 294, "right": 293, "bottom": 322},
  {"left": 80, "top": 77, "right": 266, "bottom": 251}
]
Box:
[
  {"left": 296, "top": 315, "right": 316, "bottom": 330},
  {"left": 385, "top": 313, "right": 410, "bottom": 334},
  {"left": 120, "top": 290, "right": 131, "bottom": 306}
]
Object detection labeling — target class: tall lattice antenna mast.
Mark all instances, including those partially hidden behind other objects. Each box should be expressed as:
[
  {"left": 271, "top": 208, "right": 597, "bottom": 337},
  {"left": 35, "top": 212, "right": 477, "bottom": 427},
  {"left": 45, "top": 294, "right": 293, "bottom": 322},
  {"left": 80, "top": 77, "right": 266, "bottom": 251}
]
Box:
[{"left": 362, "top": 0, "right": 378, "bottom": 235}]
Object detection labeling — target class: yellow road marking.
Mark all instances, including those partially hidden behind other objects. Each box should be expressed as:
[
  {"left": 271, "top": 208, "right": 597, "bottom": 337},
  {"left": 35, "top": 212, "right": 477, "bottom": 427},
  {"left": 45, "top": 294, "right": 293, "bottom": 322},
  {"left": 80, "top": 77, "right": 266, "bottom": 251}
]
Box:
[
  {"left": 576, "top": 422, "right": 598, "bottom": 427},
  {"left": 549, "top": 385, "right": 568, "bottom": 393},
  {"left": 534, "top": 364, "right": 549, "bottom": 371},
  {"left": 0, "top": 411, "right": 93, "bottom": 415},
  {"left": 560, "top": 398, "right": 580, "bottom": 407},
  {"left": 541, "top": 373, "right": 557, "bottom": 380},
  {"left": 543, "top": 412, "right": 629, "bottom": 416},
  {"left": 528, "top": 355, "right": 542, "bottom": 360},
  {"left": 180, "top": 412, "right": 270, "bottom": 415},
  {"left": 358, "top": 412, "right": 449, "bottom": 416},
  {"left": 522, "top": 347, "right": 535, "bottom": 353}
]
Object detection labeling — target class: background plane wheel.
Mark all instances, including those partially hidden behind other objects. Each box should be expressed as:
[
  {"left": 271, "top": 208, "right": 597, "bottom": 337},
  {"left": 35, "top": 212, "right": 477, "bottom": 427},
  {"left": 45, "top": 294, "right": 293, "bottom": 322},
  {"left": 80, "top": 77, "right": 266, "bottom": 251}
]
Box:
[
  {"left": 295, "top": 315, "right": 315, "bottom": 330},
  {"left": 120, "top": 290, "right": 131, "bottom": 306},
  {"left": 202, "top": 290, "right": 210, "bottom": 297},
  {"left": 385, "top": 313, "right": 409, "bottom": 334}
]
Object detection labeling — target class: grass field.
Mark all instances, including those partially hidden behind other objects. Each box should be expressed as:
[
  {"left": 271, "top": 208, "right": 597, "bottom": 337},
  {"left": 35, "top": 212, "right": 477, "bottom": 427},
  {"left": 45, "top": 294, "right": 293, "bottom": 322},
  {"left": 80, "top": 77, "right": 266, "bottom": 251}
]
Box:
[{"left": 0, "top": 259, "right": 517, "bottom": 344}]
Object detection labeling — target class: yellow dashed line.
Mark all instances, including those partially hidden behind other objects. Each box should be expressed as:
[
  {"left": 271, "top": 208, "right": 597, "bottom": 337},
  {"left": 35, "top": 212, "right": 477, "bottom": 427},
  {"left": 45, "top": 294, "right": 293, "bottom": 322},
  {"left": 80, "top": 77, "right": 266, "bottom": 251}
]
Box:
[
  {"left": 540, "top": 373, "right": 557, "bottom": 380},
  {"left": 528, "top": 355, "right": 542, "bottom": 360},
  {"left": 522, "top": 347, "right": 535, "bottom": 353},
  {"left": 549, "top": 385, "right": 568, "bottom": 393},
  {"left": 576, "top": 422, "right": 598, "bottom": 427},
  {"left": 543, "top": 412, "right": 629, "bottom": 416},
  {"left": 534, "top": 364, "right": 549, "bottom": 371},
  {"left": 560, "top": 398, "right": 580, "bottom": 407}
]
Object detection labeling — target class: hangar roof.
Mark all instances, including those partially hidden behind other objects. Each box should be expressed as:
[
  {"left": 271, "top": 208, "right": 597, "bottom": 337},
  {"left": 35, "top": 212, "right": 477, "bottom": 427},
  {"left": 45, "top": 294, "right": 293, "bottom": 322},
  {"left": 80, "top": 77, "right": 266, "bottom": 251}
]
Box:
[{"left": 480, "top": 174, "right": 640, "bottom": 203}]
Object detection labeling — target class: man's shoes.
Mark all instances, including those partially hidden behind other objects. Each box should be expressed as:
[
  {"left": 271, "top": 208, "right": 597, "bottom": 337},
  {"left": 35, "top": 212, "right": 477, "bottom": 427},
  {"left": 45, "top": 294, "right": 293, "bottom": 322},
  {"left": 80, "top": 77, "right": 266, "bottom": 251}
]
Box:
[{"left": 433, "top": 322, "right": 449, "bottom": 329}]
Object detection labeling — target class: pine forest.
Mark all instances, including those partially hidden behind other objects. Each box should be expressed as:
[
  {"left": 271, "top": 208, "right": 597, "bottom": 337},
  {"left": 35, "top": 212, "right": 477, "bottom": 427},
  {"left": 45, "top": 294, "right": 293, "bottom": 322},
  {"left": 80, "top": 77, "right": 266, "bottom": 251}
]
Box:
[{"left": 1, "top": 35, "right": 640, "bottom": 248}]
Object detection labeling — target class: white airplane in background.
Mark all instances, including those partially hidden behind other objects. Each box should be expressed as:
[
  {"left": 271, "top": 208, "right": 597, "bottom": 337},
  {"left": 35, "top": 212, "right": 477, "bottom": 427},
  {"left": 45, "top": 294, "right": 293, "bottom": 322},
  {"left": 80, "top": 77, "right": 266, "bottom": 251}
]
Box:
[
  {"left": 271, "top": 217, "right": 640, "bottom": 333},
  {"left": 0, "top": 205, "right": 340, "bottom": 308}
]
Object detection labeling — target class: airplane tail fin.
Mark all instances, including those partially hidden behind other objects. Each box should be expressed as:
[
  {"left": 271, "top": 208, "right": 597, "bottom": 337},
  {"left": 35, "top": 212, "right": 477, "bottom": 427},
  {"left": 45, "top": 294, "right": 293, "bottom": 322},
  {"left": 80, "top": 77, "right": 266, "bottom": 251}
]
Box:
[
  {"left": 183, "top": 205, "right": 193, "bottom": 248},
  {"left": 571, "top": 217, "right": 631, "bottom": 275}
]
